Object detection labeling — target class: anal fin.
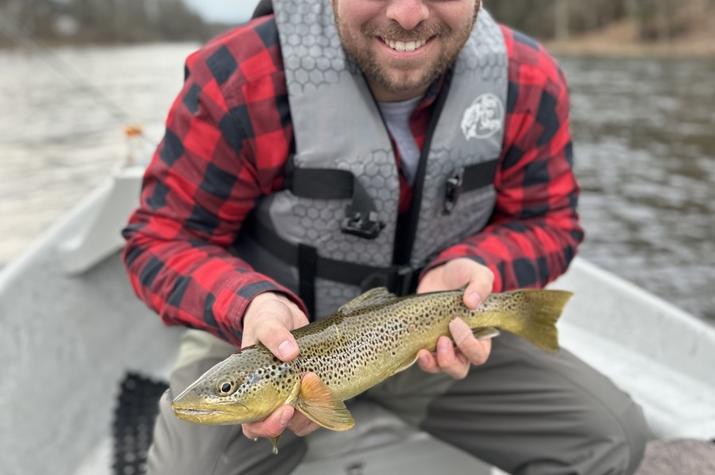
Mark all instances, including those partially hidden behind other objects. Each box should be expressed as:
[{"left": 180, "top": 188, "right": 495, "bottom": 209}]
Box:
[
  {"left": 296, "top": 373, "right": 355, "bottom": 431},
  {"left": 393, "top": 354, "right": 418, "bottom": 374},
  {"left": 473, "top": 327, "right": 500, "bottom": 340}
]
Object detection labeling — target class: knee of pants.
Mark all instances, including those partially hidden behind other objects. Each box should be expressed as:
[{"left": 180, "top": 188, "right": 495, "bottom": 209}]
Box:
[
  {"left": 619, "top": 401, "right": 649, "bottom": 474},
  {"left": 588, "top": 400, "right": 649, "bottom": 475}
]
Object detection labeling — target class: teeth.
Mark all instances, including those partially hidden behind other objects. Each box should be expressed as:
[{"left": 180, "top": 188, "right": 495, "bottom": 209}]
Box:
[{"left": 384, "top": 38, "right": 428, "bottom": 52}]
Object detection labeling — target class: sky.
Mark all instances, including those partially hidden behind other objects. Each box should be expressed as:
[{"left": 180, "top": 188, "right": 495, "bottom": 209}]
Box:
[{"left": 183, "top": 0, "right": 260, "bottom": 23}]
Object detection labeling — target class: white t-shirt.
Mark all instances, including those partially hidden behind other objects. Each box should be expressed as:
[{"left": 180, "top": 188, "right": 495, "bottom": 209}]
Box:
[{"left": 378, "top": 96, "right": 422, "bottom": 186}]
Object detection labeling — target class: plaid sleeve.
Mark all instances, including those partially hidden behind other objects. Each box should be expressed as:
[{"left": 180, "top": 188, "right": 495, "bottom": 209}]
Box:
[
  {"left": 121, "top": 18, "right": 305, "bottom": 346},
  {"left": 426, "top": 28, "right": 584, "bottom": 292}
]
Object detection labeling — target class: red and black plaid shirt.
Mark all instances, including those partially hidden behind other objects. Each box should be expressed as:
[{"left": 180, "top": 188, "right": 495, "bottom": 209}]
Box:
[{"left": 122, "top": 16, "right": 584, "bottom": 346}]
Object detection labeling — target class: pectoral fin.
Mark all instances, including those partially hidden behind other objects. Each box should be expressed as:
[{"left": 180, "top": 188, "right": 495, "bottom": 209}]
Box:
[{"left": 295, "top": 373, "right": 355, "bottom": 431}]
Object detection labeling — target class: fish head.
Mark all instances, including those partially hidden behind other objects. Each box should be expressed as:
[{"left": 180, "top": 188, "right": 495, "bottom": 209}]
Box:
[{"left": 171, "top": 346, "right": 299, "bottom": 425}]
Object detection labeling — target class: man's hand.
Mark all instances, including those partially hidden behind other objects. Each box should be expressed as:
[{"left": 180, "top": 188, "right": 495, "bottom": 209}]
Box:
[
  {"left": 240, "top": 292, "right": 319, "bottom": 440},
  {"left": 416, "top": 258, "right": 495, "bottom": 379}
]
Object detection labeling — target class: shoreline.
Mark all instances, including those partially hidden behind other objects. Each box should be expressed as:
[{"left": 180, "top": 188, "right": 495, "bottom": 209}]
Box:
[
  {"left": 4, "top": 40, "right": 714, "bottom": 60},
  {"left": 547, "top": 40, "right": 715, "bottom": 59}
]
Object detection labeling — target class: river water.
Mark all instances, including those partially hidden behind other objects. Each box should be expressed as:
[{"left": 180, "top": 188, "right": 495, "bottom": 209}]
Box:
[{"left": 0, "top": 44, "right": 713, "bottom": 323}]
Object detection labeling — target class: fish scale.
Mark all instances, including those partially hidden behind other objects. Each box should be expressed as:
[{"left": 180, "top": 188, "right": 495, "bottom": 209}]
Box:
[
  {"left": 292, "top": 294, "right": 458, "bottom": 400},
  {"left": 172, "top": 288, "right": 572, "bottom": 432}
]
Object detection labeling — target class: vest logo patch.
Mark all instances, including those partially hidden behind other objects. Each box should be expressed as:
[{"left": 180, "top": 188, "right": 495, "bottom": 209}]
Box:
[{"left": 461, "top": 93, "right": 504, "bottom": 140}]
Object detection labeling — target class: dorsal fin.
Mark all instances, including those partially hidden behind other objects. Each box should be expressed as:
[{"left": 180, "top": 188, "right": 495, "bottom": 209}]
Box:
[{"left": 337, "top": 287, "right": 398, "bottom": 316}]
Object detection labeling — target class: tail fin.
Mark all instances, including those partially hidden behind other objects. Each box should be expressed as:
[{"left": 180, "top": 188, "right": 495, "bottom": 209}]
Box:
[{"left": 466, "top": 290, "right": 573, "bottom": 352}]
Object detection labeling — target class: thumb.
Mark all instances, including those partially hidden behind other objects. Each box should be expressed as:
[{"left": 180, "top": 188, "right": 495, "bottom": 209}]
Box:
[
  {"left": 463, "top": 265, "right": 494, "bottom": 309},
  {"left": 244, "top": 292, "right": 308, "bottom": 361},
  {"left": 254, "top": 317, "right": 300, "bottom": 361}
]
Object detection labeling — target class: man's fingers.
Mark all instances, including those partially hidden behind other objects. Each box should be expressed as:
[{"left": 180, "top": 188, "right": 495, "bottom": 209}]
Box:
[
  {"left": 449, "top": 318, "right": 491, "bottom": 366},
  {"left": 254, "top": 320, "right": 300, "bottom": 361},
  {"left": 291, "top": 421, "right": 319, "bottom": 437},
  {"left": 436, "top": 336, "right": 470, "bottom": 379},
  {"left": 288, "top": 413, "right": 320, "bottom": 437},
  {"left": 242, "top": 405, "right": 293, "bottom": 439},
  {"left": 417, "top": 349, "right": 440, "bottom": 373},
  {"left": 436, "top": 336, "right": 457, "bottom": 368},
  {"left": 243, "top": 407, "right": 320, "bottom": 440}
]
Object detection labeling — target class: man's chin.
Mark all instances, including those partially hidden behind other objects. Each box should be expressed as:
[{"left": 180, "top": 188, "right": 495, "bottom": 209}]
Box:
[
  {"left": 371, "top": 71, "right": 436, "bottom": 98},
  {"left": 347, "top": 45, "right": 444, "bottom": 99}
]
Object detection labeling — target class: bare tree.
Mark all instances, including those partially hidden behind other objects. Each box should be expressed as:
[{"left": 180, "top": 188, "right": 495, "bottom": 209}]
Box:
[{"left": 555, "top": 0, "right": 570, "bottom": 40}]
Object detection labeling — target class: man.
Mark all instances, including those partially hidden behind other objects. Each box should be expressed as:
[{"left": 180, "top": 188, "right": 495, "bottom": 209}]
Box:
[{"left": 122, "top": 0, "right": 649, "bottom": 473}]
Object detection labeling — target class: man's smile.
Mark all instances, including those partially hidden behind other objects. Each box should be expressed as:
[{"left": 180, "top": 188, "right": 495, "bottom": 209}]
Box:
[
  {"left": 378, "top": 36, "right": 434, "bottom": 53},
  {"left": 334, "top": 0, "right": 479, "bottom": 100}
]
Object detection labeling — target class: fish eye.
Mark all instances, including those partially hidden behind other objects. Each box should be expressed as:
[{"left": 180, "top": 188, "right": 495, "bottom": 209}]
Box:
[{"left": 217, "top": 380, "right": 237, "bottom": 396}]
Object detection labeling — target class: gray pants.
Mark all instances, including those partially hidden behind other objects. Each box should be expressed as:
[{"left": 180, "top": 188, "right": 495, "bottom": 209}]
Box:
[{"left": 148, "top": 330, "right": 649, "bottom": 475}]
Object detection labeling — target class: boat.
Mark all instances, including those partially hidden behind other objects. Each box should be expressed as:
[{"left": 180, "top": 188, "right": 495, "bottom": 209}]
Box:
[{"left": 1, "top": 159, "right": 713, "bottom": 475}]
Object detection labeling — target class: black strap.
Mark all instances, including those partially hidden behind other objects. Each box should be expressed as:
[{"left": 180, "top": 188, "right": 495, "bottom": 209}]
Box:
[
  {"left": 463, "top": 158, "right": 499, "bottom": 192},
  {"left": 298, "top": 244, "right": 317, "bottom": 318},
  {"left": 289, "top": 167, "right": 353, "bottom": 199},
  {"left": 245, "top": 218, "right": 420, "bottom": 295}
]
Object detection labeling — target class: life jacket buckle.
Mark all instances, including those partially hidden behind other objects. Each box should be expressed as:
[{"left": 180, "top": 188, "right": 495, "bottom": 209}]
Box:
[
  {"left": 443, "top": 168, "right": 464, "bottom": 215},
  {"left": 341, "top": 210, "right": 385, "bottom": 240}
]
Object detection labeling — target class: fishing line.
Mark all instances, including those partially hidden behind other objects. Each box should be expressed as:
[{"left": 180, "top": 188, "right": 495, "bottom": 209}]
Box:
[{"left": 0, "top": 16, "right": 157, "bottom": 147}]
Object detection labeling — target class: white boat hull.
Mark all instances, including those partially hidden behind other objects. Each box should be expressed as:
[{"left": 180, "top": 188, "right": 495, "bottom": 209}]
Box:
[{"left": 1, "top": 172, "right": 713, "bottom": 475}]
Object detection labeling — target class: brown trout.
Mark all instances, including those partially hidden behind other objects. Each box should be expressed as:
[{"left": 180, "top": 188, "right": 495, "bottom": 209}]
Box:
[{"left": 172, "top": 288, "right": 571, "bottom": 438}]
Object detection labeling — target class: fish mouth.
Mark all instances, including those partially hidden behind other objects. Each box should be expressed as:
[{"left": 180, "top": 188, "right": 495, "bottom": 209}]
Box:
[
  {"left": 173, "top": 407, "right": 218, "bottom": 417},
  {"left": 172, "top": 401, "right": 251, "bottom": 425},
  {"left": 173, "top": 402, "right": 248, "bottom": 415}
]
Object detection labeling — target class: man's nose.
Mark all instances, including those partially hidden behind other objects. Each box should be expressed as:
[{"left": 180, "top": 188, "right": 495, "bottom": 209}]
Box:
[{"left": 385, "top": 0, "right": 430, "bottom": 31}]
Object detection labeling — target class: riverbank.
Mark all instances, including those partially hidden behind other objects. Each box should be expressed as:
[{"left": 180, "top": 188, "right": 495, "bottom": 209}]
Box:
[{"left": 549, "top": 39, "right": 715, "bottom": 59}]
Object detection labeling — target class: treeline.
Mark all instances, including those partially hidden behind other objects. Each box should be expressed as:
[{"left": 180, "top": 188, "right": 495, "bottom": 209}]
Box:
[
  {"left": 2, "top": 0, "right": 713, "bottom": 47},
  {"left": 487, "top": 0, "right": 715, "bottom": 41},
  {"left": 0, "top": 0, "right": 215, "bottom": 46}
]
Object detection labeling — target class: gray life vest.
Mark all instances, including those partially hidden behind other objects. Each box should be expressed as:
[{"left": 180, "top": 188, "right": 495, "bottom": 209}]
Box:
[{"left": 234, "top": 0, "right": 508, "bottom": 319}]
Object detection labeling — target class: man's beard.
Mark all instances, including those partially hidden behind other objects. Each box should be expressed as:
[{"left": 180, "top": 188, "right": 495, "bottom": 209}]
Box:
[{"left": 335, "top": 9, "right": 479, "bottom": 96}]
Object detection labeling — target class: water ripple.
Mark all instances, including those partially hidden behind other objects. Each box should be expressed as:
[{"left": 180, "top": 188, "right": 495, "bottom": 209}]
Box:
[{"left": 0, "top": 47, "right": 712, "bottom": 324}]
